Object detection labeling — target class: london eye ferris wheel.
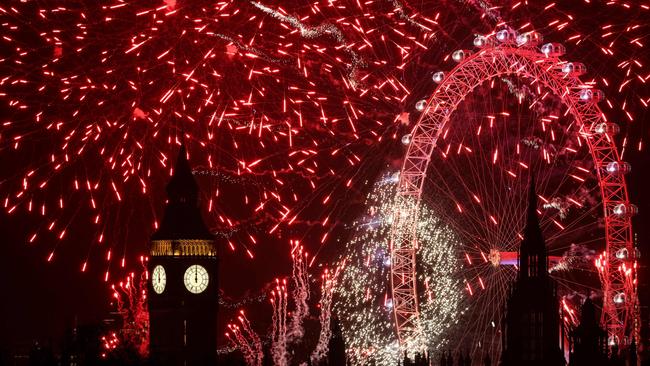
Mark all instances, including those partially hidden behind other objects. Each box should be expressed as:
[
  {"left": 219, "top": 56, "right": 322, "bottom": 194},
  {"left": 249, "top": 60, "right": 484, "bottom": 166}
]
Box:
[{"left": 386, "top": 27, "right": 638, "bottom": 360}]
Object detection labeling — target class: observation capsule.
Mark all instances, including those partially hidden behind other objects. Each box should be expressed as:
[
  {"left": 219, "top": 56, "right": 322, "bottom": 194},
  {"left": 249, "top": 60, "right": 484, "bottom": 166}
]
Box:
[
  {"left": 415, "top": 99, "right": 427, "bottom": 112},
  {"left": 612, "top": 203, "right": 638, "bottom": 218},
  {"left": 385, "top": 298, "right": 394, "bottom": 309},
  {"left": 578, "top": 89, "right": 605, "bottom": 102},
  {"left": 516, "top": 31, "right": 543, "bottom": 47},
  {"left": 401, "top": 133, "right": 412, "bottom": 145},
  {"left": 452, "top": 49, "right": 472, "bottom": 62},
  {"left": 605, "top": 161, "right": 631, "bottom": 175},
  {"left": 594, "top": 123, "right": 620, "bottom": 135},
  {"left": 561, "top": 62, "right": 587, "bottom": 76},
  {"left": 615, "top": 248, "right": 629, "bottom": 260},
  {"left": 613, "top": 293, "right": 625, "bottom": 304},
  {"left": 608, "top": 336, "right": 618, "bottom": 347},
  {"left": 432, "top": 71, "right": 445, "bottom": 84},
  {"left": 473, "top": 34, "right": 491, "bottom": 48},
  {"left": 496, "top": 29, "right": 517, "bottom": 43},
  {"left": 540, "top": 42, "right": 566, "bottom": 57}
]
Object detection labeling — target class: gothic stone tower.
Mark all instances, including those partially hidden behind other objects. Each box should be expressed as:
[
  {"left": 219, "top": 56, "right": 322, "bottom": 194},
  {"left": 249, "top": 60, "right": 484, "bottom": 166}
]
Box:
[
  {"left": 500, "top": 179, "right": 564, "bottom": 366},
  {"left": 148, "top": 145, "right": 218, "bottom": 365},
  {"left": 569, "top": 298, "right": 609, "bottom": 366}
]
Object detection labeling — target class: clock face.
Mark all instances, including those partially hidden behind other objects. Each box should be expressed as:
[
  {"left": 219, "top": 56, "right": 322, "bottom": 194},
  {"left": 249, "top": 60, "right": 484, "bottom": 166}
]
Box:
[
  {"left": 152, "top": 265, "right": 166, "bottom": 294},
  {"left": 184, "top": 264, "right": 209, "bottom": 294}
]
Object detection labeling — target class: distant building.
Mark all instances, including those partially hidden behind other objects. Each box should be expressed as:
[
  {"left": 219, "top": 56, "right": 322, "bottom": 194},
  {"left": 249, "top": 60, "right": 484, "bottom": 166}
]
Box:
[
  {"left": 328, "top": 316, "right": 347, "bottom": 365},
  {"left": 568, "top": 298, "right": 609, "bottom": 366},
  {"left": 500, "top": 179, "right": 565, "bottom": 366},
  {"left": 60, "top": 321, "right": 105, "bottom": 366},
  {"left": 147, "top": 145, "right": 218, "bottom": 365}
]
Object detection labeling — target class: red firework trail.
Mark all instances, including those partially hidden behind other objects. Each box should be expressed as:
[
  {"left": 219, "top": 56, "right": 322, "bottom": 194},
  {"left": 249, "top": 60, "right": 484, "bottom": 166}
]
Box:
[{"left": 0, "top": 1, "right": 647, "bottom": 283}]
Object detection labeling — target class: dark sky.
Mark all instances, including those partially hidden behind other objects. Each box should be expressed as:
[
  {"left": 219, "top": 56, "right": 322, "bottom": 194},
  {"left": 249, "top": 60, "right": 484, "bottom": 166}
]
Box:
[
  {"left": 0, "top": 210, "right": 110, "bottom": 352},
  {"left": 629, "top": 148, "right": 650, "bottom": 341},
  {"left": 0, "top": 0, "right": 649, "bottom": 357},
  {"left": 1, "top": 146, "right": 648, "bottom": 354},
  {"left": 0, "top": 203, "right": 289, "bottom": 353}
]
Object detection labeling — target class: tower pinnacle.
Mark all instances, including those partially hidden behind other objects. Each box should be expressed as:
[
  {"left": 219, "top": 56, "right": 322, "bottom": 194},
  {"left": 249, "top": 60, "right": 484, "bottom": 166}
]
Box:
[
  {"left": 151, "top": 144, "right": 212, "bottom": 241},
  {"left": 519, "top": 176, "right": 547, "bottom": 279},
  {"left": 147, "top": 143, "right": 218, "bottom": 366},
  {"left": 166, "top": 143, "right": 198, "bottom": 205},
  {"left": 501, "top": 176, "right": 564, "bottom": 366}
]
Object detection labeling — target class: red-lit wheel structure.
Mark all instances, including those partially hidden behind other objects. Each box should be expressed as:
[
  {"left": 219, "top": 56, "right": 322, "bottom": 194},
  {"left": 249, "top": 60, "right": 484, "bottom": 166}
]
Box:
[{"left": 390, "top": 29, "right": 638, "bottom": 351}]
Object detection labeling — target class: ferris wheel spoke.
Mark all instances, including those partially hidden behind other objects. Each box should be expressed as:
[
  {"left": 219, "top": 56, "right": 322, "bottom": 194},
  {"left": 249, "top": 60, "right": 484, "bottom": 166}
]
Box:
[{"left": 387, "top": 33, "right": 636, "bottom": 355}]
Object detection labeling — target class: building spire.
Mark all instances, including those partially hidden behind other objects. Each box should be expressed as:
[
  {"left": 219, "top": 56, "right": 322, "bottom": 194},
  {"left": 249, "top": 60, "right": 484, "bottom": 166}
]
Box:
[
  {"left": 524, "top": 175, "right": 543, "bottom": 244},
  {"left": 527, "top": 175, "right": 538, "bottom": 221},
  {"left": 519, "top": 175, "right": 547, "bottom": 279},
  {"left": 501, "top": 175, "right": 564, "bottom": 366},
  {"left": 151, "top": 144, "right": 212, "bottom": 241},
  {"left": 165, "top": 143, "right": 198, "bottom": 205}
]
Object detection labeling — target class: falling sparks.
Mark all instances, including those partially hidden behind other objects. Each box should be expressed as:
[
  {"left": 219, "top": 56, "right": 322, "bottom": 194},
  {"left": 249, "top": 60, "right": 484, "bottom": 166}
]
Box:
[
  {"left": 1, "top": 0, "right": 643, "bottom": 279},
  {"left": 311, "top": 266, "right": 341, "bottom": 364},
  {"left": 288, "top": 243, "right": 310, "bottom": 341},
  {"left": 101, "top": 258, "right": 149, "bottom": 358},
  {"left": 0, "top": 0, "right": 646, "bottom": 360},
  {"left": 226, "top": 310, "right": 264, "bottom": 366},
  {"left": 270, "top": 278, "right": 289, "bottom": 366},
  {"left": 335, "top": 173, "right": 462, "bottom": 365},
  {"left": 227, "top": 249, "right": 343, "bottom": 365}
]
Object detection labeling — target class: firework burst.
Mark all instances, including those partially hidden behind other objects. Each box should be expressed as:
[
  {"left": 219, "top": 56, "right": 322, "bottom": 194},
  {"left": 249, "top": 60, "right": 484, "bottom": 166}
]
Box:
[
  {"left": 335, "top": 172, "right": 462, "bottom": 365},
  {"left": 3, "top": 0, "right": 644, "bottom": 272}
]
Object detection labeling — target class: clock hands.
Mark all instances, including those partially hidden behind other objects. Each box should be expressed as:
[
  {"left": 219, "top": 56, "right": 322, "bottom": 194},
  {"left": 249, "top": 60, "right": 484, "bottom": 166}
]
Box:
[
  {"left": 152, "top": 266, "right": 166, "bottom": 294},
  {"left": 183, "top": 265, "right": 207, "bottom": 293}
]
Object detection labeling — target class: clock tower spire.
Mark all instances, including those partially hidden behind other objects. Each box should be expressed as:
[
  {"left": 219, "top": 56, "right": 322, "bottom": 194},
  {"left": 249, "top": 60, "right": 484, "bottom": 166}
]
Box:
[{"left": 148, "top": 144, "right": 218, "bottom": 366}]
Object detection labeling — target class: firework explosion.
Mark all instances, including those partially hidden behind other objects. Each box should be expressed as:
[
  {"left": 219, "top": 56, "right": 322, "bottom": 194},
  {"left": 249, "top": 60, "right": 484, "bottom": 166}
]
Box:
[
  {"left": 311, "top": 265, "right": 340, "bottom": 364},
  {"left": 225, "top": 246, "right": 341, "bottom": 366},
  {"left": 335, "top": 172, "right": 462, "bottom": 365},
  {"left": 1, "top": 0, "right": 646, "bottom": 269},
  {"left": 226, "top": 310, "right": 264, "bottom": 366},
  {"left": 102, "top": 258, "right": 150, "bottom": 358},
  {"left": 1, "top": 0, "right": 649, "bottom": 361},
  {"left": 0, "top": 0, "right": 450, "bottom": 276}
]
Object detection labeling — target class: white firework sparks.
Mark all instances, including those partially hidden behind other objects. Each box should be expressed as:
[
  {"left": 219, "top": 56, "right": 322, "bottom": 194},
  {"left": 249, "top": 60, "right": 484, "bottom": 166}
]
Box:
[{"left": 335, "top": 172, "right": 462, "bottom": 365}]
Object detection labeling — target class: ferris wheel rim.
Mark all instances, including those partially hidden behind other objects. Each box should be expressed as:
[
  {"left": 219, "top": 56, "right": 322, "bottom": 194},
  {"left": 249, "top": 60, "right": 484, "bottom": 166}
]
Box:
[{"left": 389, "top": 37, "right": 637, "bottom": 348}]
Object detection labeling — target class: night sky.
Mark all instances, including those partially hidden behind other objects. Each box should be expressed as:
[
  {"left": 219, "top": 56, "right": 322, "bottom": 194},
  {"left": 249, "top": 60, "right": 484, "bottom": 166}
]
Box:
[
  {"left": 1, "top": 138, "right": 648, "bottom": 354},
  {"left": 1, "top": 0, "right": 650, "bottom": 360}
]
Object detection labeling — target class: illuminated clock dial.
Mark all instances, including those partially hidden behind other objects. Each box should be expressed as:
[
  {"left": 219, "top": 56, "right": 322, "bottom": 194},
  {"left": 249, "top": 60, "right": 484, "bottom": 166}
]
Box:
[
  {"left": 184, "top": 264, "right": 209, "bottom": 294},
  {"left": 152, "top": 265, "right": 166, "bottom": 294}
]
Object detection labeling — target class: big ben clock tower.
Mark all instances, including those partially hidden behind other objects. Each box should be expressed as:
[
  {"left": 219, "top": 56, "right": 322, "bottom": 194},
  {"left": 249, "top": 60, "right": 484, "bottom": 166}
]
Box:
[{"left": 148, "top": 145, "right": 218, "bottom": 365}]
